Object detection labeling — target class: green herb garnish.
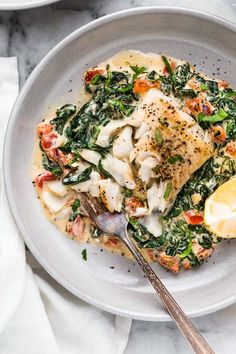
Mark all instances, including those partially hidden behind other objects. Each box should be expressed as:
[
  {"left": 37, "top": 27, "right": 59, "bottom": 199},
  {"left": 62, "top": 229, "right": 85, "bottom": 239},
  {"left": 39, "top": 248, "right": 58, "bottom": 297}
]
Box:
[
  {"left": 155, "top": 128, "right": 163, "bottom": 146},
  {"left": 200, "top": 83, "right": 208, "bottom": 91},
  {"left": 161, "top": 55, "right": 174, "bottom": 76},
  {"left": 167, "top": 155, "right": 183, "bottom": 164},
  {"left": 198, "top": 108, "right": 228, "bottom": 124},
  {"left": 82, "top": 249, "right": 87, "bottom": 261},
  {"left": 164, "top": 181, "right": 172, "bottom": 200},
  {"left": 179, "top": 230, "right": 192, "bottom": 259},
  {"left": 90, "top": 74, "right": 102, "bottom": 85},
  {"left": 130, "top": 65, "right": 146, "bottom": 80}
]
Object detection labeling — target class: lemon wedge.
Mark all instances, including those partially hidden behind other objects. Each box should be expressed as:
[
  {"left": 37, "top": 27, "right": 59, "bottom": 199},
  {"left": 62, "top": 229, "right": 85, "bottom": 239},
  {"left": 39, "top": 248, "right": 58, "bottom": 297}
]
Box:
[{"left": 204, "top": 177, "right": 236, "bottom": 238}]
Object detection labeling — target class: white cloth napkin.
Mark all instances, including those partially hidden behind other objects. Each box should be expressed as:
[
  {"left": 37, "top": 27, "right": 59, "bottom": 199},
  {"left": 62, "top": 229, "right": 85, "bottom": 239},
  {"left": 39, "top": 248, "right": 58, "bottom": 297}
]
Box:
[
  {"left": 0, "top": 58, "right": 25, "bottom": 335},
  {"left": 0, "top": 58, "right": 131, "bottom": 354}
]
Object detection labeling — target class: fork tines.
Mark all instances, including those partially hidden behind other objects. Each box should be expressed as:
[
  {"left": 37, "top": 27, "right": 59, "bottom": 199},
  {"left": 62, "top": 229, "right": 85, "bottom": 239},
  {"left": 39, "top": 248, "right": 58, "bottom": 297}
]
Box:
[{"left": 79, "top": 192, "right": 105, "bottom": 220}]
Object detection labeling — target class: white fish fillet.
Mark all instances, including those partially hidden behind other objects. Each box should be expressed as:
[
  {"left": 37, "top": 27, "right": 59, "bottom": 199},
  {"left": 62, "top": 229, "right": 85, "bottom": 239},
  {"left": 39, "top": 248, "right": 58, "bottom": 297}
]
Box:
[{"left": 130, "top": 89, "right": 213, "bottom": 208}]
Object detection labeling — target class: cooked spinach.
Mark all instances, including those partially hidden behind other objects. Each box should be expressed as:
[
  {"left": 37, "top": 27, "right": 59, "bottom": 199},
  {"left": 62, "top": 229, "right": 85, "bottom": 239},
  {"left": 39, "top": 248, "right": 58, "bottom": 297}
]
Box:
[
  {"left": 128, "top": 217, "right": 194, "bottom": 259},
  {"left": 42, "top": 153, "right": 63, "bottom": 177},
  {"left": 128, "top": 218, "right": 160, "bottom": 245},
  {"left": 159, "top": 57, "right": 195, "bottom": 98},
  {"left": 69, "top": 198, "right": 81, "bottom": 221},
  {"left": 187, "top": 252, "right": 201, "bottom": 268},
  {"left": 59, "top": 69, "right": 137, "bottom": 159},
  {"left": 147, "top": 70, "right": 157, "bottom": 81},
  {"left": 50, "top": 104, "right": 76, "bottom": 134},
  {"left": 95, "top": 160, "right": 112, "bottom": 178},
  {"left": 62, "top": 166, "right": 92, "bottom": 185},
  {"left": 198, "top": 234, "right": 213, "bottom": 249},
  {"left": 168, "top": 155, "right": 236, "bottom": 218}
]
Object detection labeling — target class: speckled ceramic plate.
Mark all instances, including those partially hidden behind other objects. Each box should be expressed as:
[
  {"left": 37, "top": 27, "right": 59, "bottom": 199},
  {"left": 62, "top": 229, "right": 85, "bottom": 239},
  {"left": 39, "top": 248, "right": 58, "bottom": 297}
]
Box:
[
  {"left": 4, "top": 7, "right": 236, "bottom": 321},
  {"left": 0, "top": 0, "right": 60, "bottom": 10}
]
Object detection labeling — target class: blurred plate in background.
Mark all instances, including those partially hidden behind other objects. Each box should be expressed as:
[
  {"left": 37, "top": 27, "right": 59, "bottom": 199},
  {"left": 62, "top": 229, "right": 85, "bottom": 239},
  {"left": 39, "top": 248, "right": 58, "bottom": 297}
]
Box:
[{"left": 0, "top": 0, "right": 60, "bottom": 10}]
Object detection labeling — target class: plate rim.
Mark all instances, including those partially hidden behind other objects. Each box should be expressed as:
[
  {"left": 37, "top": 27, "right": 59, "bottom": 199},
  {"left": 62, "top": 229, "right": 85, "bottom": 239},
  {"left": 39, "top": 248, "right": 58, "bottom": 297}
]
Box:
[
  {"left": 4, "top": 6, "right": 236, "bottom": 321},
  {"left": 0, "top": 0, "right": 60, "bottom": 10}
]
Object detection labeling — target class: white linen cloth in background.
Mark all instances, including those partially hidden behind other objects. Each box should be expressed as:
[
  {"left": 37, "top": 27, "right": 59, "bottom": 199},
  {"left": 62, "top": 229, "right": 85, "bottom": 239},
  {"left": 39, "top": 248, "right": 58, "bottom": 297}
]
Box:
[
  {"left": 0, "top": 58, "right": 25, "bottom": 335},
  {"left": 0, "top": 58, "right": 131, "bottom": 354}
]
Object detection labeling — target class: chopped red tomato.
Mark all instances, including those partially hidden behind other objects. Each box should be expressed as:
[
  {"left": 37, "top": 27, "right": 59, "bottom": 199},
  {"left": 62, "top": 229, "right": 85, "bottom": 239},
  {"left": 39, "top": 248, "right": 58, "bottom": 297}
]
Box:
[
  {"left": 146, "top": 249, "right": 156, "bottom": 262},
  {"left": 182, "top": 259, "right": 192, "bottom": 270},
  {"left": 211, "top": 125, "right": 227, "bottom": 144},
  {"left": 202, "top": 102, "right": 213, "bottom": 116},
  {"left": 187, "top": 77, "right": 201, "bottom": 90},
  {"left": 184, "top": 210, "right": 204, "bottom": 225},
  {"left": 66, "top": 215, "right": 85, "bottom": 241},
  {"left": 163, "top": 61, "right": 176, "bottom": 75},
  {"left": 157, "top": 252, "right": 180, "bottom": 273},
  {"left": 185, "top": 97, "right": 202, "bottom": 115},
  {"left": 218, "top": 80, "right": 229, "bottom": 89},
  {"left": 104, "top": 236, "right": 119, "bottom": 248},
  {"left": 46, "top": 148, "right": 74, "bottom": 166},
  {"left": 125, "top": 196, "right": 143, "bottom": 216},
  {"left": 36, "top": 123, "right": 52, "bottom": 136},
  {"left": 85, "top": 69, "right": 104, "bottom": 83},
  {"left": 46, "top": 148, "right": 58, "bottom": 161},
  {"left": 185, "top": 97, "right": 213, "bottom": 117},
  {"left": 40, "top": 132, "right": 58, "bottom": 150},
  {"left": 35, "top": 171, "right": 56, "bottom": 188},
  {"left": 226, "top": 141, "right": 236, "bottom": 158},
  {"left": 133, "top": 79, "right": 160, "bottom": 95},
  {"left": 57, "top": 149, "right": 74, "bottom": 165},
  {"left": 196, "top": 245, "right": 214, "bottom": 260}
]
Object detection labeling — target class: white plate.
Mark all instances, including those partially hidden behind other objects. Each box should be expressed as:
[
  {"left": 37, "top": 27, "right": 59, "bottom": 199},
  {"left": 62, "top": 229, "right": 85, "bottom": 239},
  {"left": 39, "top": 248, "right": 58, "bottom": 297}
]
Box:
[
  {"left": 0, "top": 0, "right": 60, "bottom": 10},
  {"left": 4, "top": 7, "right": 236, "bottom": 321}
]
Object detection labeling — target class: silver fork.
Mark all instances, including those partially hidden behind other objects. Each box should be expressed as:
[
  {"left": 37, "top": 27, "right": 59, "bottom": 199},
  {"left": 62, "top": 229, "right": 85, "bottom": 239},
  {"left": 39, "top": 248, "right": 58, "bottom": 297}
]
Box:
[{"left": 80, "top": 193, "right": 215, "bottom": 354}]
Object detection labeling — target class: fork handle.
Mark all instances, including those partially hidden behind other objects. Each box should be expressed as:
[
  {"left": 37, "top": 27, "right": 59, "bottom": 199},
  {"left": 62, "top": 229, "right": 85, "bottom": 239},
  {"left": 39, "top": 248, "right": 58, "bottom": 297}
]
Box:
[{"left": 122, "top": 233, "right": 215, "bottom": 354}]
